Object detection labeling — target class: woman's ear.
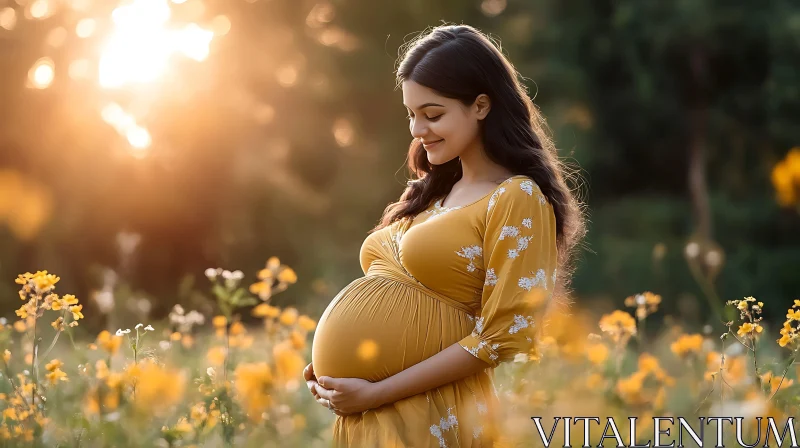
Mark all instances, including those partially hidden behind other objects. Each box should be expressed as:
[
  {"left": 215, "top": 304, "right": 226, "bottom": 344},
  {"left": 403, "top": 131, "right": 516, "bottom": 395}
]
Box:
[{"left": 474, "top": 94, "right": 491, "bottom": 120}]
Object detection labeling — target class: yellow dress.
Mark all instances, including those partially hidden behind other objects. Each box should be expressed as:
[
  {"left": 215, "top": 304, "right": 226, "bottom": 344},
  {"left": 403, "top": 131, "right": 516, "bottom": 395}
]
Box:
[{"left": 312, "top": 175, "right": 558, "bottom": 448}]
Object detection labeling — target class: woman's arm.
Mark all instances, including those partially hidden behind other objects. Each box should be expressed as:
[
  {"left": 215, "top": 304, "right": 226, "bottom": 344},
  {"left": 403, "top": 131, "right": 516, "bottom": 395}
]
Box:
[
  {"left": 373, "top": 342, "right": 489, "bottom": 407},
  {"left": 313, "top": 343, "right": 490, "bottom": 414}
]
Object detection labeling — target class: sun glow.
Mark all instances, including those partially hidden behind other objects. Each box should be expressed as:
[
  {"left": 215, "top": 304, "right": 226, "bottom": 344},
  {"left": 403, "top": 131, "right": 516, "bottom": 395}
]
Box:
[
  {"left": 98, "top": 0, "right": 214, "bottom": 89},
  {"left": 101, "top": 102, "right": 152, "bottom": 156}
]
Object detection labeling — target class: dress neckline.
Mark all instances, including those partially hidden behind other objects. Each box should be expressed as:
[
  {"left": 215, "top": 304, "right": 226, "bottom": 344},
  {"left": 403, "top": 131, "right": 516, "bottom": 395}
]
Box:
[{"left": 437, "top": 174, "right": 527, "bottom": 210}]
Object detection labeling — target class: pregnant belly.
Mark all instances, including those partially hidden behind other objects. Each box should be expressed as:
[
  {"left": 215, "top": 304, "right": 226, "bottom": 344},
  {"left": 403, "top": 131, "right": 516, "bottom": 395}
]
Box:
[{"left": 312, "top": 275, "right": 471, "bottom": 382}]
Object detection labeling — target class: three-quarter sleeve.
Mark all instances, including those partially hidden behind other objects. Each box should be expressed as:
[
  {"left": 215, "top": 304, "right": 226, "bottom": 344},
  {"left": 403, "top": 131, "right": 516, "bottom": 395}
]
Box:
[{"left": 458, "top": 178, "right": 558, "bottom": 367}]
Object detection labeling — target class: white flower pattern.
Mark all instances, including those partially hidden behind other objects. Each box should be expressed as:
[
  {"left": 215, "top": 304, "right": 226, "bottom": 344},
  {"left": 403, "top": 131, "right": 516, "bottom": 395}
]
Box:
[
  {"left": 498, "top": 226, "right": 520, "bottom": 240},
  {"left": 455, "top": 245, "right": 482, "bottom": 272},
  {"left": 509, "top": 314, "right": 535, "bottom": 334},
  {"left": 429, "top": 407, "right": 459, "bottom": 448},
  {"left": 484, "top": 268, "right": 497, "bottom": 286},
  {"left": 486, "top": 187, "right": 506, "bottom": 213},
  {"left": 427, "top": 200, "right": 462, "bottom": 220},
  {"left": 518, "top": 268, "right": 548, "bottom": 291}
]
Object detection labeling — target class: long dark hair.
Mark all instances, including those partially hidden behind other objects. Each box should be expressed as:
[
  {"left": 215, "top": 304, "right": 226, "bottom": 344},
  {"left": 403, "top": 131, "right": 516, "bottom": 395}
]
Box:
[{"left": 373, "top": 24, "right": 588, "bottom": 307}]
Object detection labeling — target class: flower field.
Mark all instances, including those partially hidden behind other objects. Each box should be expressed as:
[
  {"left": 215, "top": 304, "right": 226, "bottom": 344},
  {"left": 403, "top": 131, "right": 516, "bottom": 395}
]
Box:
[{"left": 2, "top": 259, "right": 798, "bottom": 447}]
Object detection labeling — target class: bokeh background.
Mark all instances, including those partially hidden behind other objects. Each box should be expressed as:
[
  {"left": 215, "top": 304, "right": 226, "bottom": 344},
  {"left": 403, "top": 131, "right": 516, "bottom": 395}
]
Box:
[{"left": 1, "top": 0, "right": 799, "bottom": 331}]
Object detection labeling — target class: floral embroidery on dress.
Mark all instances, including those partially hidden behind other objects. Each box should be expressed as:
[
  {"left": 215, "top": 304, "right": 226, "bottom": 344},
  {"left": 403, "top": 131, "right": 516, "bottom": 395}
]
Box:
[
  {"left": 473, "top": 316, "right": 485, "bottom": 335},
  {"left": 518, "top": 268, "right": 548, "bottom": 291},
  {"left": 486, "top": 187, "right": 506, "bottom": 213},
  {"left": 520, "top": 179, "right": 546, "bottom": 205},
  {"left": 522, "top": 218, "right": 532, "bottom": 229},
  {"left": 498, "top": 225, "right": 520, "bottom": 240},
  {"left": 426, "top": 199, "right": 462, "bottom": 220},
  {"left": 489, "top": 343, "right": 500, "bottom": 360},
  {"left": 520, "top": 180, "right": 534, "bottom": 196},
  {"left": 509, "top": 314, "right": 535, "bottom": 334},
  {"left": 430, "top": 407, "right": 459, "bottom": 448},
  {"left": 508, "top": 236, "right": 533, "bottom": 259},
  {"left": 455, "top": 245, "right": 482, "bottom": 272},
  {"left": 484, "top": 268, "right": 497, "bottom": 286}
]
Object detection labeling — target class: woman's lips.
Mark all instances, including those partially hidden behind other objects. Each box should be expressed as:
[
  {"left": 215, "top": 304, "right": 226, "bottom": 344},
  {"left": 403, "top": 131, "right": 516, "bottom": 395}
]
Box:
[{"left": 423, "top": 139, "right": 443, "bottom": 149}]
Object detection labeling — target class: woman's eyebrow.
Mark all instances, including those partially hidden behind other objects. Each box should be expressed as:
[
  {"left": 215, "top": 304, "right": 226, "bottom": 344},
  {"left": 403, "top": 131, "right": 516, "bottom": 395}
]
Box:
[{"left": 404, "top": 102, "right": 445, "bottom": 110}]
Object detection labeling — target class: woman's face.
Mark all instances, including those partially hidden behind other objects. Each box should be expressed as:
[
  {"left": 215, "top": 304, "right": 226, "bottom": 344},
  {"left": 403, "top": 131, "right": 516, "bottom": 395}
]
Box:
[{"left": 401, "top": 80, "right": 488, "bottom": 165}]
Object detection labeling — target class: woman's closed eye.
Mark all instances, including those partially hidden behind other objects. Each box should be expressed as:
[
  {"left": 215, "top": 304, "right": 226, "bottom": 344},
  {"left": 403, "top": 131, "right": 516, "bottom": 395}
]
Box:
[{"left": 406, "top": 114, "right": 442, "bottom": 122}]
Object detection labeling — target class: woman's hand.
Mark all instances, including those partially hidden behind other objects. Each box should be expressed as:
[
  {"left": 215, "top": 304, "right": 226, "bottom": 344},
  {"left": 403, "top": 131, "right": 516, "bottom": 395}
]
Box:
[
  {"left": 314, "top": 376, "right": 385, "bottom": 415},
  {"left": 303, "top": 363, "right": 353, "bottom": 417},
  {"left": 303, "top": 363, "right": 320, "bottom": 400}
]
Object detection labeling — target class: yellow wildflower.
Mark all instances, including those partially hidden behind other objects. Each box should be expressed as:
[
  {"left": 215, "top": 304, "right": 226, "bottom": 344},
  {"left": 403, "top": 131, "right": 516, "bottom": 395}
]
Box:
[
  {"left": 129, "top": 361, "right": 185, "bottom": 415},
  {"left": 760, "top": 371, "right": 794, "bottom": 395},
  {"left": 670, "top": 334, "right": 704, "bottom": 357},
  {"left": 229, "top": 322, "right": 245, "bottom": 336},
  {"left": 778, "top": 310, "right": 799, "bottom": 349},
  {"left": 52, "top": 294, "right": 79, "bottom": 311},
  {"left": 638, "top": 353, "right": 660, "bottom": 373},
  {"left": 206, "top": 347, "right": 227, "bottom": 366},
  {"left": 181, "top": 334, "right": 194, "bottom": 349},
  {"left": 2, "top": 408, "right": 16, "bottom": 421},
  {"left": 234, "top": 362, "right": 273, "bottom": 421},
  {"left": 96, "top": 330, "right": 122, "bottom": 355},
  {"left": 737, "top": 301, "right": 748, "bottom": 311},
  {"left": 585, "top": 343, "right": 609, "bottom": 365},
  {"left": 277, "top": 267, "right": 297, "bottom": 284},
  {"left": 14, "top": 305, "right": 28, "bottom": 319},
  {"left": 737, "top": 322, "right": 763, "bottom": 338},
  {"left": 298, "top": 315, "right": 317, "bottom": 331},
  {"left": 95, "top": 360, "right": 109, "bottom": 380},
  {"left": 279, "top": 307, "right": 298, "bottom": 326},
  {"left": 15, "top": 272, "right": 34, "bottom": 286},
  {"left": 273, "top": 340, "right": 305, "bottom": 384},
  {"left": 598, "top": 310, "right": 637, "bottom": 343},
  {"left": 175, "top": 417, "right": 193, "bottom": 434},
  {"left": 212, "top": 315, "right": 226, "bottom": 336},
  {"left": 212, "top": 315, "right": 226, "bottom": 327},
  {"left": 45, "top": 359, "right": 63, "bottom": 372},
  {"left": 2, "top": 350, "right": 9, "bottom": 363},
  {"left": 771, "top": 148, "right": 800, "bottom": 206},
  {"left": 251, "top": 257, "right": 296, "bottom": 301},
  {"left": 32, "top": 271, "right": 60, "bottom": 292},
  {"left": 586, "top": 373, "right": 605, "bottom": 389},
  {"left": 45, "top": 368, "right": 67, "bottom": 385},
  {"left": 289, "top": 330, "right": 306, "bottom": 350},
  {"left": 252, "top": 303, "right": 280, "bottom": 318},
  {"left": 249, "top": 281, "right": 272, "bottom": 300},
  {"left": 624, "top": 291, "right": 661, "bottom": 320},
  {"left": 616, "top": 370, "right": 647, "bottom": 405},
  {"left": 69, "top": 304, "right": 84, "bottom": 321}
]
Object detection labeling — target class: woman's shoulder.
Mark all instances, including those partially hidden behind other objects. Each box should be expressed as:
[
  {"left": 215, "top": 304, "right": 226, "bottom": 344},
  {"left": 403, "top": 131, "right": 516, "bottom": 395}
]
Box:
[{"left": 489, "top": 175, "right": 547, "bottom": 208}]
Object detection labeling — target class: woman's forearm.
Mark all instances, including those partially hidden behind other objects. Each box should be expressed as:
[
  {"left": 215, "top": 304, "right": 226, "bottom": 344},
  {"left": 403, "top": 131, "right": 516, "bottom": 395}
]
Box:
[{"left": 374, "top": 342, "right": 490, "bottom": 407}]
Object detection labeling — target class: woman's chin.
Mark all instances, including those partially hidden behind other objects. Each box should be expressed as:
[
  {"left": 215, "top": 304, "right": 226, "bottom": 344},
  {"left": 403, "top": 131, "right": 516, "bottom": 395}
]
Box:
[{"left": 426, "top": 152, "right": 449, "bottom": 166}]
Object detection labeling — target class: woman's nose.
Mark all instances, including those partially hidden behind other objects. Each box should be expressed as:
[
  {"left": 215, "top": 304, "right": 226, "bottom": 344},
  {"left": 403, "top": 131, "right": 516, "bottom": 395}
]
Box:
[{"left": 410, "top": 119, "right": 427, "bottom": 139}]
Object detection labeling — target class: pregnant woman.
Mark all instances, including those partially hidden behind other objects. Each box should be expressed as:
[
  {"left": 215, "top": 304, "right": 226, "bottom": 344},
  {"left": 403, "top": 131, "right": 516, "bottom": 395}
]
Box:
[{"left": 305, "top": 24, "right": 585, "bottom": 447}]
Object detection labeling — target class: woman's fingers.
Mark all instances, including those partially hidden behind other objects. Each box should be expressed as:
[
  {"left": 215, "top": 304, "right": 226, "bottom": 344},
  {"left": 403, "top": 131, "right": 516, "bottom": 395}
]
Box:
[
  {"left": 315, "top": 383, "right": 334, "bottom": 401},
  {"left": 303, "top": 362, "right": 315, "bottom": 381},
  {"left": 307, "top": 380, "right": 320, "bottom": 398}
]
